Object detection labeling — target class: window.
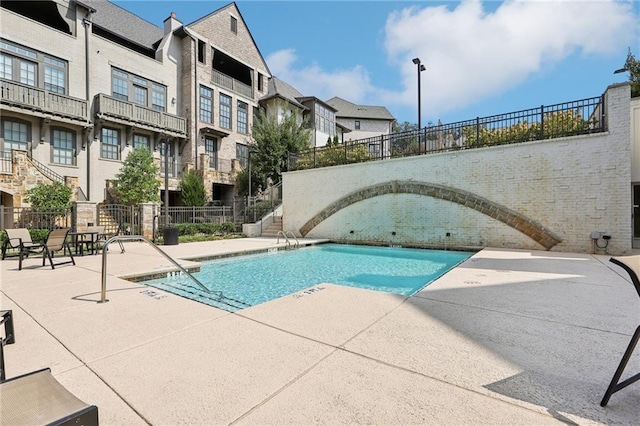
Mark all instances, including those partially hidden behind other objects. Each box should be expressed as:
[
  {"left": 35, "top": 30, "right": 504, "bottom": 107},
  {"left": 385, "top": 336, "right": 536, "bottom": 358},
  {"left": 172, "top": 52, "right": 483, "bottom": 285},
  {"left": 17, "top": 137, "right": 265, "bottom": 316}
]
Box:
[
  {"left": 219, "top": 93, "right": 231, "bottom": 129},
  {"left": 205, "top": 137, "right": 217, "bottom": 169},
  {"left": 133, "top": 134, "right": 150, "bottom": 150},
  {"left": 197, "top": 39, "right": 206, "bottom": 64},
  {"left": 151, "top": 84, "right": 166, "bottom": 112},
  {"left": 315, "top": 104, "right": 335, "bottom": 137},
  {"left": 230, "top": 16, "right": 237, "bottom": 34},
  {"left": 43, "top": 56, "right": 66, "bottom": 94},
  {"left": 100, "top": 127, "right": 120, "bottom": 160},
  {"left": 51, "top": 127, "right": 75, "bottom": 165},
  {"left": 1, "top": 118, "right": 30, "bottom": 151},
  {"left": 112, "top": 69, "right": 128, "bottom": 100},
  {"left": 199, "top": 85, "right": 213, "bottom": 123},
  {"left": 110, "top": 67, "right": 166, "bottom": 111},
  {"left": 355, "top": 120, "right": 361, "bottom": 130},
  {"left": 257, "top": 72, "right": 263, "bottom": 91},
  {"left": 236, "top": 143, "right": 248, "bottom": 169},
  {"left": 237, "top": 101, "right": 248, "bottom": 134},
  {"left": 0, "top": 40, "right": 67, "bottom": 94}
]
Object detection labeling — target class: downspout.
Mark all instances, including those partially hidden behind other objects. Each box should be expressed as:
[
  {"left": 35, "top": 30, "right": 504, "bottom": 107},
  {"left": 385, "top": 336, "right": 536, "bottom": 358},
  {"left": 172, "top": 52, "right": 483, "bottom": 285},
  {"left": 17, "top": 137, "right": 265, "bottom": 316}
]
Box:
[{"left": 83, "top": 12, "right": 93, "bottom": 200}]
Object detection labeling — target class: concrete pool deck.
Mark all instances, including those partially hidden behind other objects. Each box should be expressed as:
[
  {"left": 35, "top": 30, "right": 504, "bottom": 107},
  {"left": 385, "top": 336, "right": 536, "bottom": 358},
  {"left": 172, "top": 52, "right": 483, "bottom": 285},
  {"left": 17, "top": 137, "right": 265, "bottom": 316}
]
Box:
[{"left": 1, "top": 238, "right": 639, "bottom": 425}]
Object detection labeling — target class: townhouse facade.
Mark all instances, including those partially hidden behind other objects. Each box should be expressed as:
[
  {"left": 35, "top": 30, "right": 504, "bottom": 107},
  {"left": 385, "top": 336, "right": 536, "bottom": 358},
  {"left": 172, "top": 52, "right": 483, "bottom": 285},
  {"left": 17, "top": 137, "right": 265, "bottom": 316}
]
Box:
[
  {"left": 325, "top": 97, "right": 395, "bottom": 141},
  {"left": 0, "top": 0, "right": 270, "bottom": 210},
  {"left": 258, "top": 76, "right": 353, "bottom": 147}
]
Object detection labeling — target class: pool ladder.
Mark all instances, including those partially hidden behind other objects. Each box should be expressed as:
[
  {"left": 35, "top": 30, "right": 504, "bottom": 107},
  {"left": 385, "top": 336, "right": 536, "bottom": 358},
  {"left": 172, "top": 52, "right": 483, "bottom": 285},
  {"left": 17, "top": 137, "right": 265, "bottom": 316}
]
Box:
[
  {"left": 98, "top": 235, "right": 250, "bottom": 309},
  {"left": 277, "top": 230, "right": 299, "bottom": 248}
]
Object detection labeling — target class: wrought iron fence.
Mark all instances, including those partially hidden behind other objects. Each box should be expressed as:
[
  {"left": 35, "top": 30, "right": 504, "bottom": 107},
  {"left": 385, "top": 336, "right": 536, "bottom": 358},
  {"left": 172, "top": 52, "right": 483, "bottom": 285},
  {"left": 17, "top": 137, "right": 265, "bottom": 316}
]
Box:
[
  {"left": 97, "top": 204, "right": 140, "bottom": 236},
  {"left": 291, "top": 94, "right": 606, "bottom": 170},
  {"left": 164, "top": 206, "right": 233, "bottom": 225},
  {"left": 0, "top": 206, "right": 71, "bottom": 230}
]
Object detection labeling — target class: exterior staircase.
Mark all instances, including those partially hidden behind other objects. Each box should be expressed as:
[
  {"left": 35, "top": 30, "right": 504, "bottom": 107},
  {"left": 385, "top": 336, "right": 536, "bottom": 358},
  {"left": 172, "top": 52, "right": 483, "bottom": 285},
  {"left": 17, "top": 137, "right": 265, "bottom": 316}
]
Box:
[{"left": 261, "top": 216, "right": 283, "bottom": 237}]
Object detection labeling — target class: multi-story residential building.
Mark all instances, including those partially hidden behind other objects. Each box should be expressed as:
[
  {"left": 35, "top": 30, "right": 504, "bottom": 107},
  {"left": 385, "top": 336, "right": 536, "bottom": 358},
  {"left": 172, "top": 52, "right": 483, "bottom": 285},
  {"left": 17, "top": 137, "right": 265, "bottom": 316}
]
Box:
[
  {"left": 325, "top": 97, "right": 395, "bottom": 141},
  {"left": 0, "top": 0, "right": 270, "bottom": 210},
  {"left": 259, "top": 76, "right": 351, "bottom": 147}
]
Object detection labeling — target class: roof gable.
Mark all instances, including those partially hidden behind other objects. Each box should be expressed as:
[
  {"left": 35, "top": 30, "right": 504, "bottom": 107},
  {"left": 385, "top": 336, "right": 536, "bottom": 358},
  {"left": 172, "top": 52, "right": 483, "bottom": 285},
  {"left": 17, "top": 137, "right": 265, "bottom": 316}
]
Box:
[
  {"left": 186, "top": 2, "right": 270, "bottom": 76},
  {"left": 326, "top": 96, "right": 395, "bottom": 121}
]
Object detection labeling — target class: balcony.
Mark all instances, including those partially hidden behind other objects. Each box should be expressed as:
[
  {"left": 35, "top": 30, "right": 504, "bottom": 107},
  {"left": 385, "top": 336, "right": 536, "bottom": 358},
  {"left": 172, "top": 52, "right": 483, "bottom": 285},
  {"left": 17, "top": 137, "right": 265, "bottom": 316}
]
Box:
[
  {"left": 212, "top": 70, "right": 253, "bottom": 100},
  {"left": 0, "top": 79, "right": 88, "bottom": 124},
  {"left": 95, "top": 94, "right": 187, "bottom": 138}
]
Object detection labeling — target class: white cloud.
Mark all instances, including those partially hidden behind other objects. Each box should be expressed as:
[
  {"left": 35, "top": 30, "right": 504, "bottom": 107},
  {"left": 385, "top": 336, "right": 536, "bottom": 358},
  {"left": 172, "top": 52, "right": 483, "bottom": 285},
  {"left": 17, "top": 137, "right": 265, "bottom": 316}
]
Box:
[
  {"left": 266, "top": 0, "right": 637, "bottom": 119},
  {"left": 383, "top": 0, "right": 637, "bottom": 116},
  {"left": 266, "top": 49, "right": 378, "bottom": 102}
]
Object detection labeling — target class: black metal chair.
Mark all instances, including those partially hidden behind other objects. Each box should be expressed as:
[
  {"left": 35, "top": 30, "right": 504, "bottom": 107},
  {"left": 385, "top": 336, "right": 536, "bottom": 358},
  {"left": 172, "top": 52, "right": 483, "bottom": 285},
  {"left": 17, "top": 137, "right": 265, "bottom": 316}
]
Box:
[{"left": 601, "top": 256, "right": 640, "bottom": 406}]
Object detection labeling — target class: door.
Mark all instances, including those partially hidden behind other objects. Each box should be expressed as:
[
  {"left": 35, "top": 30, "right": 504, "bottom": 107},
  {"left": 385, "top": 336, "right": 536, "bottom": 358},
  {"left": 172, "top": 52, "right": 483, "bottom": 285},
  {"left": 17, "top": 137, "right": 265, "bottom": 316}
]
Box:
[{"left": 634, "top": 184, "right": 640, "bottom": 248}]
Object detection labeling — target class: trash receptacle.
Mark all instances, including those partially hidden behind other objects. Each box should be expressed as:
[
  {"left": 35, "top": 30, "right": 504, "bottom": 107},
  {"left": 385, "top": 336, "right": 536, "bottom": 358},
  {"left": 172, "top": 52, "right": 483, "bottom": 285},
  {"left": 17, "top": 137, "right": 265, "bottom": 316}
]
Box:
[{"left": 163, "top": 227, "right": 179, "bottom": 245}]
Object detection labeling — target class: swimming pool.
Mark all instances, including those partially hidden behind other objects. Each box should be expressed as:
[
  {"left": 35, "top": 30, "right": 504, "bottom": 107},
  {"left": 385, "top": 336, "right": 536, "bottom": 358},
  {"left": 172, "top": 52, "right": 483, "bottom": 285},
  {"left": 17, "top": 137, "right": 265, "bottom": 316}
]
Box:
[{"left": 143, "top": 244, "right": 473, "bottom": 312}]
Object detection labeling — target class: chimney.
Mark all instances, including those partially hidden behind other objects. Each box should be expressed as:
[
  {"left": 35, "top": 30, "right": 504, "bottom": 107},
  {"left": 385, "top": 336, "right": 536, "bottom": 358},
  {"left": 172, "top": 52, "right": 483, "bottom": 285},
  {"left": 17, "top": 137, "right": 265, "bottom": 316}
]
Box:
[{"left": 163, "top": 11, "right": 182, "bottom": 35}]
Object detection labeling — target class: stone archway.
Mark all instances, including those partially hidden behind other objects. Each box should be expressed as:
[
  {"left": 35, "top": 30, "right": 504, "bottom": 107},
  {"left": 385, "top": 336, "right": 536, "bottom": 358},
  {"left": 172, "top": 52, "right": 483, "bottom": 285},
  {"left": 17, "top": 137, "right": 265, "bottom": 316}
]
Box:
[{"left": 299, "top": 180, "right": 562, "bottom": 250}]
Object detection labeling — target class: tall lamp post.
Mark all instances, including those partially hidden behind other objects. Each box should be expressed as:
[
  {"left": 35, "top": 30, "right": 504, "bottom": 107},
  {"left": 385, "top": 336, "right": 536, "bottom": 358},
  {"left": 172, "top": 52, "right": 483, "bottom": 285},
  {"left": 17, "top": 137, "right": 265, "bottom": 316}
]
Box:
[{"left": 412, "top": 57, "right": 426, "bottom": 151}]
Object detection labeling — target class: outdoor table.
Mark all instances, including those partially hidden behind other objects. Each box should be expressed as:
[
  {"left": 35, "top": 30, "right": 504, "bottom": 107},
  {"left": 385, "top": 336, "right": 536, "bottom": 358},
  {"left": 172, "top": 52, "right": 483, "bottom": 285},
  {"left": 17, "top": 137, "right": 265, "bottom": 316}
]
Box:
[{"left": 67, "top": 231, "right": 99, "bottom": 256}]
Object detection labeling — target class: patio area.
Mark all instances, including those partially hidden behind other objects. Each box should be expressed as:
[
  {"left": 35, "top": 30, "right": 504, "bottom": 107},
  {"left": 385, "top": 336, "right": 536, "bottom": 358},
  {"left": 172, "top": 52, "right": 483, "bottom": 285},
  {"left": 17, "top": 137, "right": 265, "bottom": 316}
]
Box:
[{"left": 1, "top": 238, "right": 638, "bottom": 425}]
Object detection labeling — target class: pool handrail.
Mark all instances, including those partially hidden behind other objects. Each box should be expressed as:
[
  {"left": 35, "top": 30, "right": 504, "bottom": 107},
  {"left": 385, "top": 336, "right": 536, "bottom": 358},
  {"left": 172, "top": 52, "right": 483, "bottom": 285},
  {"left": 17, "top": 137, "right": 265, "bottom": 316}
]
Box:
[
  {"left": 276, "top": 230, "right": 299, "bottom": 248},
  {"left": 99, "top": 235, "right": 218, "bottom": 303}
]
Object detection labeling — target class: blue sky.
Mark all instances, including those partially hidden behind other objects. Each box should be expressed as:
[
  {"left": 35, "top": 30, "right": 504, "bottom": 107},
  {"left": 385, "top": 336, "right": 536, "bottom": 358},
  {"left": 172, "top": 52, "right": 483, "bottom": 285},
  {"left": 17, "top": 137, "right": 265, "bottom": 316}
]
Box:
[{"left": 114, "top": 0, "right": 639, "bottom": 126}]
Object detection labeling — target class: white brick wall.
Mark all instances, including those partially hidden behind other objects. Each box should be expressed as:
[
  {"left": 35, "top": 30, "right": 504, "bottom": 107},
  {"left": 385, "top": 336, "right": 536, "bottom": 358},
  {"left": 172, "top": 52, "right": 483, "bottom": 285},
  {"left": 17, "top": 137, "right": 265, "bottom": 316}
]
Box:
[{"left": 283, "top": 84, "right": 632, "bottom": 254}]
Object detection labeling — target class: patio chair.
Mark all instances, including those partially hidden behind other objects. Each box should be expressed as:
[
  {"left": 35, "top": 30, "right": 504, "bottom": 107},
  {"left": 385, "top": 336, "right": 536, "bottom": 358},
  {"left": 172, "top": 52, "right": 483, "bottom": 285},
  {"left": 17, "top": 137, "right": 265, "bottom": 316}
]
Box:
[
  {"left": 18, "top": 228, "right": 75, "bottom": 270},
  {"left": 94, "top": 226, "right": 125, "bottom": 255},
  {"left": 600, "top": 255, "right": 640, "bottom": 406},
  {"left": 1, "top": 228, "right": 43, "bottom": 260}
]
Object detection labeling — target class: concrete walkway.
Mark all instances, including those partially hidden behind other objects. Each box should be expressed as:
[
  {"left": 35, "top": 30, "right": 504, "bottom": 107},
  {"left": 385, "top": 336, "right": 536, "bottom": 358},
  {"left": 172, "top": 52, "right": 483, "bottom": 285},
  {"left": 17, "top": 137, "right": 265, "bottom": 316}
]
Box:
[{"left": 1, "top": 239, "right": 638, "bottom": 425}]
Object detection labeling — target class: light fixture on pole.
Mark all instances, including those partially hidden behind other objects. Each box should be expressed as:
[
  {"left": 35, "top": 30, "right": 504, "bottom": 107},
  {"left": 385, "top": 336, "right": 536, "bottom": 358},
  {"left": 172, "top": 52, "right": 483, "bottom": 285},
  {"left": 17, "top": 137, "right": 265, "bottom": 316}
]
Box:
[
  {"left": 412, "top": 57, "right": 426, "bottom": 151},
  {"left": 614, "top": 67, "right": 629, "bottom": 74}
]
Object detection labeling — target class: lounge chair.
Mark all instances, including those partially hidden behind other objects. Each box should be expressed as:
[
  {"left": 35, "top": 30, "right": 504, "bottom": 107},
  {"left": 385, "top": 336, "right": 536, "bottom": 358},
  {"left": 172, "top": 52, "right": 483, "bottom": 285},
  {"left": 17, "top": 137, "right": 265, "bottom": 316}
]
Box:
[
  {"left": 0, "top": 310, "right": 99, "bottom": 425},
  {"left": 1, "top": 228, "right": 43, "bottom": 260},
  {"left": 19, "top": 228, "right": 75, "bottom": 270},
  {"left": 600, "top": 256, "right": 640, "bottom": 406}
]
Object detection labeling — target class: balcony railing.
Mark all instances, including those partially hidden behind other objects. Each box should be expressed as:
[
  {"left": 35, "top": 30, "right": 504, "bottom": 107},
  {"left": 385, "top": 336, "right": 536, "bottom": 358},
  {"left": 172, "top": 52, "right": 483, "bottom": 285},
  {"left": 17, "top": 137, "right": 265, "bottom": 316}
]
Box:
[
  {"left": 95, "top": 94, "right": 187, "bottom": 137},
  {"left": 0, "top": 79, "right": 88, "bottom": 122},
  {"left": 212, "top": 70, "right": 253, "bottom": 99},
  {"left": 208, "top": 156, "right": 233, "bottom": 173},
  {"left": 291, "top": 95, "right": 606, "bottom": 170}
]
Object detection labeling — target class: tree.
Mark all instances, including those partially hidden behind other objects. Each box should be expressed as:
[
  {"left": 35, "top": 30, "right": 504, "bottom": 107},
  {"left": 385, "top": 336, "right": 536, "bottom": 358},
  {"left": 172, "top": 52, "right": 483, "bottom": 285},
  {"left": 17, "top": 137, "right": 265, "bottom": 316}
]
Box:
[
  {"left": 113, "top": 148, "right": 160, "bottom": 205},
  {"left": 235, "top": 168, "right": 262, "bottom": 197},
  {"left": 622, "top": 49, "right": 640, "bottom": 98},
  {"left": 250, "top": 106, "right": 311, "bottom": 185},
  {"left": 25, "top": 181, "right": 72, "bottom": 228},
  {"left": 179, "top": 170, "right": 206, "bottom": 206}
]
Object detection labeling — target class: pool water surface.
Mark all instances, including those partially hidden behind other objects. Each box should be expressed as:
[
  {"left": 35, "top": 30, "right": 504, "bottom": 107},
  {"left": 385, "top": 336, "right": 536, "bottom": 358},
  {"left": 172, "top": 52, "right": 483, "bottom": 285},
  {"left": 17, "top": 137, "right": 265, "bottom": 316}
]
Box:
[{"left": 144, "top": 244, "right": 473, "bottom": 311}]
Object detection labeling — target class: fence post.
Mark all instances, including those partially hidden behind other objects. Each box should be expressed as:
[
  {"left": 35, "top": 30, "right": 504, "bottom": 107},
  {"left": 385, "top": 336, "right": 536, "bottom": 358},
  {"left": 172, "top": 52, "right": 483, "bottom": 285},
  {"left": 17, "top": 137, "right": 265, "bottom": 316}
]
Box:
[
  {"left": 540, "top": 105, "right": 545, "bottom": 139},
  {"left": 475, "top": 117, "right": 480, "bottom": 147}
]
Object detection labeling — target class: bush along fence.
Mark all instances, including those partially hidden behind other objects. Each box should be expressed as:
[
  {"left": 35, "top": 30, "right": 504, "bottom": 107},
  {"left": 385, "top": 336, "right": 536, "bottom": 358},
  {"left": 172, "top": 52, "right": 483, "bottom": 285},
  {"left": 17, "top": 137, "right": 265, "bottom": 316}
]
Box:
[
  {"left": 1, "top": 202, "right": 241, "bottom": 242},
  {"left": 290, "top": 94, "right": 605, "bottom": 170}
]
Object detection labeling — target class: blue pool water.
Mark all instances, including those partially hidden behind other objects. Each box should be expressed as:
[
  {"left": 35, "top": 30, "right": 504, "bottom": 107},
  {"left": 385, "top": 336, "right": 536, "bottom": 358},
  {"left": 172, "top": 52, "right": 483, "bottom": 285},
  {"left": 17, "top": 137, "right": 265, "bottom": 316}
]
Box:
[{"left": 143, "top": 244, "right": 473, "bottom": 312}]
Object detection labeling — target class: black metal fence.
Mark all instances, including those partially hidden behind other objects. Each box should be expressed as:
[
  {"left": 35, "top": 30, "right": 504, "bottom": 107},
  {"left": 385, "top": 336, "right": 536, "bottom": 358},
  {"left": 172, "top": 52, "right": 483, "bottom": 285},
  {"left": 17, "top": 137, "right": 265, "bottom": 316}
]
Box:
[
  {"left": 290, "top": 95, "right": 606, "bottom": 170},
  {"left": 0, "top": 206, "right": 71, "bottom": 230}
]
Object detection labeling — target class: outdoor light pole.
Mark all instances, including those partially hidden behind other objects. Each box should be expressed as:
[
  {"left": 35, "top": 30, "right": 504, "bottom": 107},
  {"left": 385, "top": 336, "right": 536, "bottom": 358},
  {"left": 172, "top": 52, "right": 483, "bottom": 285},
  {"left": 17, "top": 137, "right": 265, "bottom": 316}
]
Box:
[{"left": 412, "top": 58, "right": 426, "bottom": 151}]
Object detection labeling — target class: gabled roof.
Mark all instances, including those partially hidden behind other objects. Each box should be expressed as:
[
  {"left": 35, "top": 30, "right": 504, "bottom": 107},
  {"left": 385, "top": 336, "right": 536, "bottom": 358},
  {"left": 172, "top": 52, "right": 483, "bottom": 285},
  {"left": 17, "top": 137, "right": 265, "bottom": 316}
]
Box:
[
  {"left": 81, "top": 0, "right": 164, "bottom": 49},
  {"left": 325, "top": 97, "right": 395, "bottom": 121},
  {"left": 186, "top": 2, "right": 271, "bottom": 76},
  {"left": 260, "top": 76, "right": 307, "bottom": 110}
]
